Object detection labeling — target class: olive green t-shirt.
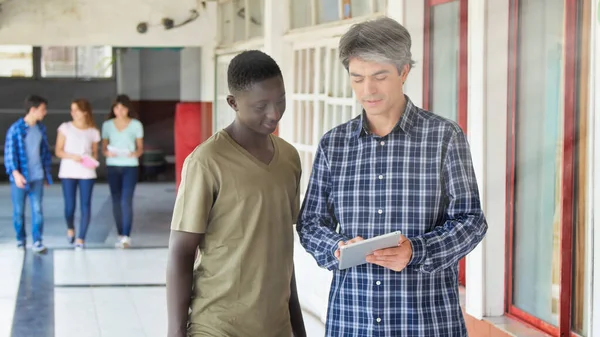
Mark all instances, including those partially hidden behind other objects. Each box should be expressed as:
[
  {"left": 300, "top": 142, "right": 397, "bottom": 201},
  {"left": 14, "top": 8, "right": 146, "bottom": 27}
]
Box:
[{"left": 171, "top": 130, "right": 301, "bottom": 337}]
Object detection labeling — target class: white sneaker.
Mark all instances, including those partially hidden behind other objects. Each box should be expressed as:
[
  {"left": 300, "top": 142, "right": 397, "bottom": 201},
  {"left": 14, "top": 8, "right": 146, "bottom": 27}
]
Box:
[
  {"left": 116, "top": 236, "right": 131, "bottom": 249},
  {"left": 115, "top": 236, "right": 123, "bottom": 248}
]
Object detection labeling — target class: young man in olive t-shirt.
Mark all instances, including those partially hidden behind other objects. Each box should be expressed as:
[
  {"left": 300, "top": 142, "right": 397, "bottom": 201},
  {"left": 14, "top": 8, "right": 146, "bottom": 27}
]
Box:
[{"left": 166, "top": 50, "right": 306, "bottom": 337}]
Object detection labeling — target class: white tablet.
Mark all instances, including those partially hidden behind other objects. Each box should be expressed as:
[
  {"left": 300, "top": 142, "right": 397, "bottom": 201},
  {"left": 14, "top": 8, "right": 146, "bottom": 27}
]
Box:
[{"left": 338, "top": 231, "right": 402, "bottom": 270}]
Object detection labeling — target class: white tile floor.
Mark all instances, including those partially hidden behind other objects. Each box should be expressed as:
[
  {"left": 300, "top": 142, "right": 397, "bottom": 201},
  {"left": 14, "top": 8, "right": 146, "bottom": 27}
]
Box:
[
  {"left": 54, "top": 286, "right": 325, "bottom": 337},
  {"left": 1, "top": 246, "right": 325, "bottom": 337},
  {"left": 0, "top": 244, "right": 24, "bottom": 337},
  {"left": 55, "top": 287, "right": 164, "bottom": 337},
  {"left": 53, "top": 249, "right": 168, "bottom": 286}
]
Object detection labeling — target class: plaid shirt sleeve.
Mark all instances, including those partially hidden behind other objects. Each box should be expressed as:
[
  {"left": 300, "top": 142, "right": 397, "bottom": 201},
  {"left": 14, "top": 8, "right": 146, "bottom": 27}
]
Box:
[
  {"left": 408, "top": 130, "right": 488, "bottom": 273},
  {"left": 4, "top": 125, "right": 18, "bottom": 175},
  {"left": 296, "top": 141, "right": 349, "bottom": 271}
]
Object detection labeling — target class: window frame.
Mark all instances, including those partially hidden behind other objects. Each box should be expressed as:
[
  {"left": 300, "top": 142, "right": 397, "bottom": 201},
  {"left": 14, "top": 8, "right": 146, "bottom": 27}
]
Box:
[
  {"left": 0, "top": 46, "right": 116, "bottom": 81},
  {"left": 505, "top": 0, "right": 581, "bottom": 336},
  {"left": 0, "top": 45, "right": 35, "bottom": 79},
  {"left": 423, "top": 0, "right": 469, "bottom": 286},
  {"left": 38, "top": 46, "right": 116, "bottom": 80},
  {"left": 288, "top": 0, "right": 385, "bottom": 31},
  {"left": 423, "top": 0, "right": 468, "bottom": 132},
  {"left": 280, "top": 38, "right": 361, "bottom": 198}
]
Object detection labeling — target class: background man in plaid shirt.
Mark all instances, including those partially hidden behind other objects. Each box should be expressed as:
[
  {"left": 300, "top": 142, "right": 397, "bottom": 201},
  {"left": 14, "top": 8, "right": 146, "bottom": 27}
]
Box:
[
  {"left": 297, "top": 17, "right": 488, "bottom": 336},
  {"left": 4, "top": 95, "right": 53, "bottom": 253}
]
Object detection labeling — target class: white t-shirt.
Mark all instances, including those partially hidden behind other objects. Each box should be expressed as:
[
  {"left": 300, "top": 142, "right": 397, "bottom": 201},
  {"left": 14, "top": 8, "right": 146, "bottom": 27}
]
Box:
[{"left": 58, "top": 122, "right": 101, "bottom": 179}]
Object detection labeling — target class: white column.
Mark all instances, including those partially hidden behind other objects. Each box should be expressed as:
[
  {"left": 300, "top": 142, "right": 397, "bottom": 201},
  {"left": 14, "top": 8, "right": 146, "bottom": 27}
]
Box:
[
  {"left": 199, "top": 2, "right": 218, "bottom": 102},
  {"left": 263, "top": 0, "right": 288, "bottom": 64},
  {"left": 465, "top": 0, "right": 486, "bottom": 320},
  {"left": 116, "top": 48, "right": 141, "bottom": 100},
  {"left": 264, "top": 0, "right": 292, "bottom": 137},
  {"left": 479, "top": 0, "right": 510, "bottom": 317},
  {"left": 402, "top": 0, "right": 424, "bottom": 107},
  {"left": 180, "top": 47, "right": 203, "bottom": 101}
]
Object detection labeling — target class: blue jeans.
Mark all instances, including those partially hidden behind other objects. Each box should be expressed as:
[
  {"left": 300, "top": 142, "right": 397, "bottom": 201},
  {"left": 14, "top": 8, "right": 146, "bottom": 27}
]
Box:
[
  {"left": 107, "top": 166, "right": 138, "bottom": 237},
  {"left": 11, "top": 180, "right": 44, "bottom": 243},
  {"left": 61, "top": 179, "right": 95, "bottom": 240}
]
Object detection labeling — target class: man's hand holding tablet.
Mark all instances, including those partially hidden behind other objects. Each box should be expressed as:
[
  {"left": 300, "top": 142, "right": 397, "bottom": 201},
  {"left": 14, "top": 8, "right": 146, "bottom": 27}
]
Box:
[{"left": 336, "top": 231, "right": 413, "bottom": 272}]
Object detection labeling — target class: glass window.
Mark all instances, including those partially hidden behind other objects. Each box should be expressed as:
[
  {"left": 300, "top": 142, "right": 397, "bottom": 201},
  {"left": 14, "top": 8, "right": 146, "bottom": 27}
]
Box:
[
  {"left": 318, "top": 0, "right": 340, "bottom": 24},
  {"left": 510, "top": 0, "right": 590, "bottom": 332},
  {"left": 76, "top": 46, "right": 113, "bottom": 78},
  {"left": 0, "top": 45, "right": 34, "bottom": 77},
  {"left": 509, "top": 0, "right": 589, "bottom": 334},
  {"left": 41, "top": 46, "right": 112, "bottom": 78},
  {"left": 287, "top": 44, "right": 358, "bottom": 196},
  {"left": 429, "top": 0, "right": 460, "bottom": 122}
]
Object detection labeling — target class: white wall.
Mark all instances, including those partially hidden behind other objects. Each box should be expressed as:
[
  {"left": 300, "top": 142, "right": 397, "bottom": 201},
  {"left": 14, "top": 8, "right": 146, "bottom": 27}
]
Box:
[
  {"left": 0, "top": 0, "right": 217, "bottom": 46},
  {"left": 480, "top": 0, "right": 509, "bottom": 318},
  {"left": 140, "top": 49, "right": 181, "bottom": 100},
  {"left": 117, "top": 48, "right": 182, "bottom": 101},
  {"left": 402, "top": 0, "right": 424, "bottom": 107},
  {"left": 117, "top": 49, "right": 142, "bottom": 100},
  {"left": 180, "top": 47, "right": 202, "bottom": 101}
]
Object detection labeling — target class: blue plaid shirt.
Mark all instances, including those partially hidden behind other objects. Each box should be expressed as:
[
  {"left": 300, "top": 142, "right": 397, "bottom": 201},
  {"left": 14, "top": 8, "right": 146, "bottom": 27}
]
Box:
[
  {"left": 4, "top": 118, "right": 53, "bottom": 186},
  {"left": 297, "top": 97, "right": 487, "bottom": 336}
]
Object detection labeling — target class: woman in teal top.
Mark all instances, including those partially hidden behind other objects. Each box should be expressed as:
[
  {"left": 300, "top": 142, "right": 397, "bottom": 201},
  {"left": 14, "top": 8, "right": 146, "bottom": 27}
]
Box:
[{"left": 101, "top": 95, "right": 144, "bottom": 248}]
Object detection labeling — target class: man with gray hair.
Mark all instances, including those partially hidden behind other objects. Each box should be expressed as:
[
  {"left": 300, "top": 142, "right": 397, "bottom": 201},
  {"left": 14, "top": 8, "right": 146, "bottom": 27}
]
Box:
[{"left": 297, "top": 17, "right": 487, "bottom": 336}]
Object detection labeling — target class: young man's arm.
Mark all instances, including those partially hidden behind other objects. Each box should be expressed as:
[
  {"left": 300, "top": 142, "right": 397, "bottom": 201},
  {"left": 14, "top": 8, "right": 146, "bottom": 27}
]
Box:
[
  {"left": 407, "top": 130, "right": 488, "bottom": 273},
  {"left": 296, "top": 141, "right": 349, "bottom": 271},
  {"left": 4, "top": 126, "right": 26, "bottom": 187},
  {"left": 166, "top": 155, "right": 215, "bottom": 337},
  {"left": 288, "top": 267, "right": 306, "bottom": 337},
  {"left": 4, "top": 126, "right": 17, "bottom": 175},
  {"left": 166, "top": 231, "right": 203, "bottom": 337}
]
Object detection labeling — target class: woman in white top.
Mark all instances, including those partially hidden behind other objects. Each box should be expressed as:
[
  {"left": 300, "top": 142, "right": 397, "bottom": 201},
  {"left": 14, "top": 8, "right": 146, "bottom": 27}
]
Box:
[{"left": 55, "top": 99, "right": 101, "bottom": 249}]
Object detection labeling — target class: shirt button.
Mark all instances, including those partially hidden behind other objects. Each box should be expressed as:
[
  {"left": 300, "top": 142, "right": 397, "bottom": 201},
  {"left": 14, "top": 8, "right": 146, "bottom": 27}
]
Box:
[
  {"left": 376, "top": 318, "right": 382, "bottom": 323},
  {"left": 376, "top": 281, "right": 381, "bottom": 285},
  {"left": 378, "top": 209, "right": 383, "bottom": 214},
  {"left": 380, "top": 141, "right": 385, "bottom": 146},
  {"left": 378, "top": 175, "right": 383, "bottom": 180}
]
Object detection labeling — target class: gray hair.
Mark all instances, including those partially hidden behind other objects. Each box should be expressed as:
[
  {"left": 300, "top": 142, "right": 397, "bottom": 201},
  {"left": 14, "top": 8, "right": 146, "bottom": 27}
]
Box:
[{"left": 338, "top": 17, "right": 415, "bottom": 73}]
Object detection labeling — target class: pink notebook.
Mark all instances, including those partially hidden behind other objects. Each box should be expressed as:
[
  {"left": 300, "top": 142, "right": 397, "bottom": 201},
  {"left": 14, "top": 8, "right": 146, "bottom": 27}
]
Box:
[{"left": 81, "top": 155, "right": 99, "bottom": 169}]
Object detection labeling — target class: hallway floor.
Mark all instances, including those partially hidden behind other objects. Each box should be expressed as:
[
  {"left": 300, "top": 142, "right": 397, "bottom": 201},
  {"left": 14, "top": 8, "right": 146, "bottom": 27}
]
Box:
[{"left": 0, "top": 183, "right": 325, "bottom": 337}]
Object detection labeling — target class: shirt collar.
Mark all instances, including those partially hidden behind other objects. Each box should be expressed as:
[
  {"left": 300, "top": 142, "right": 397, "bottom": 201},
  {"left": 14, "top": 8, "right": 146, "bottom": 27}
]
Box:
[
  {"left": 354, "top": 95, "right": 417, "bottom": 138},
  {"left": 19, "top": 118, "right": 40, "bottom": 131}
]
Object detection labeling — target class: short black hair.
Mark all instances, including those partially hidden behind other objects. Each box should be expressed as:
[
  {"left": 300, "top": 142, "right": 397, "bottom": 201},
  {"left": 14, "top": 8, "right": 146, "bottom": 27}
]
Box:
[
  {"left": 24, "top": 95, "right": 48, "bottom": 114},
  {"left": 227, "top": 50, "right": 282, "bottom": 93}
]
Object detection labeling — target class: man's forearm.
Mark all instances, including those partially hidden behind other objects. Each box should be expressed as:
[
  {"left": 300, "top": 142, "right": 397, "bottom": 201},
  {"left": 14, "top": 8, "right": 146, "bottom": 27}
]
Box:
[
  {"left": 166, "top": 252, "right": 195, "bottom": 337},
  {"left": 408, "top": 212, "right": 487, "bottom": 273},
  {"left": 297, "top": 218, "right": 348, "bottom": 271}
]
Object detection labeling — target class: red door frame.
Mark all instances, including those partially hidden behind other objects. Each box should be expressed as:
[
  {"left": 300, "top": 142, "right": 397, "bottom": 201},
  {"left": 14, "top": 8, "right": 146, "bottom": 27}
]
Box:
[
  {"left": 505, "top": 0, "right": 579, "bottom": 336},
  {"left": 423, "top": 0, "right": 469, "bottom": 286}
]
